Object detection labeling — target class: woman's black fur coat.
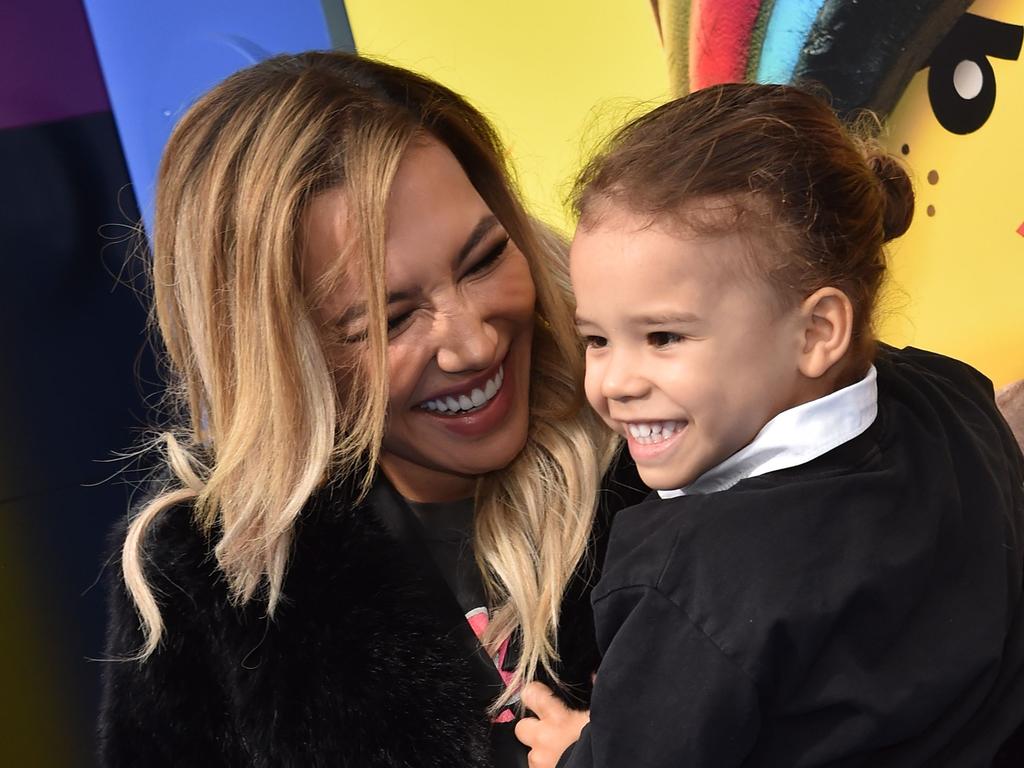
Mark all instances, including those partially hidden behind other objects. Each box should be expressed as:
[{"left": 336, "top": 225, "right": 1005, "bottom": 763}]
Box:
[{"left": 98, "top": 461, "right": 645, "bottom": 767}]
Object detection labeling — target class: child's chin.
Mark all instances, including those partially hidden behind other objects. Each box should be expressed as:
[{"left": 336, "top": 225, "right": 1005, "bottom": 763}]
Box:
[{"left": 635, "top": 465, "right": 695, "bottom": 492}]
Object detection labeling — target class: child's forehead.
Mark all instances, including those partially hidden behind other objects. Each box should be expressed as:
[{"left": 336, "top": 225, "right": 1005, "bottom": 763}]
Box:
[
  {"left": 572, "top": 197, "right": 790, "bottom": 312},
  {"left": 579, "top": 192, "right": 775, "bottom": 241},
  {"left": 576, "top": 198, "right": 773, "bottom": 269}
]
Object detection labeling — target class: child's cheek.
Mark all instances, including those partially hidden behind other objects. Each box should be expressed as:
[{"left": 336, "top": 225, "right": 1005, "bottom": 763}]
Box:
[{"left": 583, "top": 361, "right": 608, "bottom": 418}]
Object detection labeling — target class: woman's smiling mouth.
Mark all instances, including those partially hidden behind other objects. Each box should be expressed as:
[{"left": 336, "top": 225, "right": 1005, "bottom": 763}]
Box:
[
  {"left": 419, "top": 364, "right": 505, "bottom": 415},
  {"left": 414, "top": 352, "right": 520, "bottom": 439}
]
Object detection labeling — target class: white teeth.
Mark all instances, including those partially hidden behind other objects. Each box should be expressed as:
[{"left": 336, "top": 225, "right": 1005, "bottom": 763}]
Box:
[
  {"left": 421, "top": 364, "right": 505, "bottom": 415},
  {"left": 626, "top": 421, "right": 683, "bottom": 445}
]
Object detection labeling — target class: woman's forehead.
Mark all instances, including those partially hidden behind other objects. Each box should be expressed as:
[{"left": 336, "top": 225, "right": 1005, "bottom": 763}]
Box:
[{"left": 385, "top": 138, "right": 494, "bottom": 255}]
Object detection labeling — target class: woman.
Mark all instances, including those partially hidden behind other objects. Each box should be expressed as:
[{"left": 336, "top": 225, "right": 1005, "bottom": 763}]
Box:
[{"left": 98, "top": 51, "right": 644, "bottom": 767}]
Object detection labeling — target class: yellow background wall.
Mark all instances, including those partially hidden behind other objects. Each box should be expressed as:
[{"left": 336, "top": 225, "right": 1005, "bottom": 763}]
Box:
[{"left": 346, "top": 0, "right": 669, "bottom": 228}]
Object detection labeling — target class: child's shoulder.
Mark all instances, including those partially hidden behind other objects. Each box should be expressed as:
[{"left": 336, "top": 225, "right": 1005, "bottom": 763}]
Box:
[
  {"left": 875, "top": 343, "right": 999, "bottom": 422},
  {"left": 877, "top": 344, "right": 1022, "bottom": 474},
  {"left": 598, "top": 475, "right": 874, "bottom": 605}
]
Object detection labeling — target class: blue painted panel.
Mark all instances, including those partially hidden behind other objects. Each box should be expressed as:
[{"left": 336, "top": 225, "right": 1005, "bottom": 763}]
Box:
[
  {"left": 82, "top": 0, "right": 353, "bottom": 234},
  {"left": 757, "top": 0, "right": 825, "bottom": 84}
]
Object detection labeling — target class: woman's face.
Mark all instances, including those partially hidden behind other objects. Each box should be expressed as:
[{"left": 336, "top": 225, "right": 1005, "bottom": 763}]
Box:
[{"left": 305, "top": 137, "right": 536, "bottom": 502}]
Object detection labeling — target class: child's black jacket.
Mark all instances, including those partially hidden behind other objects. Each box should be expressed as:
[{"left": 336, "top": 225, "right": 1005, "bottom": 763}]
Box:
[{"left": 560, "top": 346, "right": 1024, "bottom": 768}]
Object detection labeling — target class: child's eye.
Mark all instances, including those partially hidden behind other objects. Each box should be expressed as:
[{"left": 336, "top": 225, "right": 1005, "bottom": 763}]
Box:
[
  {"left": 466, "top": 237, "right": 510, "bottom": 276},
  {"left": 583, "top": 335, "right": 608, "bottom": 349},
  {"left": 648, "top": 331, "right": 682, "bottom": 347}
]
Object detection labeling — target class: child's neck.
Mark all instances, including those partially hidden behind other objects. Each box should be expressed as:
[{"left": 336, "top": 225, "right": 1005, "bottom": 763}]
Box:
[{"left": 786, "top": 356, "right": 871, "bottom": 415}]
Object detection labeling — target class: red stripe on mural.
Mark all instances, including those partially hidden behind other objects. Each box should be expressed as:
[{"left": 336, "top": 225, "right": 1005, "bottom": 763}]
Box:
[{"left": 689, "top": 0, "right": 763, "bottom": 90}]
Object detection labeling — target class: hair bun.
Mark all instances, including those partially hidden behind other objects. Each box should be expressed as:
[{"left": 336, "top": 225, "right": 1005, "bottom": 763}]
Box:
[{"left": 866, "top": 151, "right": 914, "bottom": 242}]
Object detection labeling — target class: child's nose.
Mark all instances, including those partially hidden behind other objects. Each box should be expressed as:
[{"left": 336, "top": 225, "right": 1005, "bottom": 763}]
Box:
[{"left": 601, "top": 349, "right": 648, "bottom": 401}]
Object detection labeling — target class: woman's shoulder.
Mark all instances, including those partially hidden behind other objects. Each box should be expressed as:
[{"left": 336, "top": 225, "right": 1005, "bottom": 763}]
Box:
[{"left": 105, "top": 472, "right": 366, "bottom": 612}]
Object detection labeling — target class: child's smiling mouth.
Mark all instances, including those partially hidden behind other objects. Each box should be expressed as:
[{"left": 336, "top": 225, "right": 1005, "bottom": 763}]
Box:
[
  {"left": 626, "top": 420, "right": 684, "bottom": 445},
  {"left": 621, "top": 420, "right": 689, "bottom": 462}
]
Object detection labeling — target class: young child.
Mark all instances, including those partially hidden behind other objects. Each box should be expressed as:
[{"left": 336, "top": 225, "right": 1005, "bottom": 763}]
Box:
[{"left": 515, "top": 84, "right": 1024, "bottom": 767}]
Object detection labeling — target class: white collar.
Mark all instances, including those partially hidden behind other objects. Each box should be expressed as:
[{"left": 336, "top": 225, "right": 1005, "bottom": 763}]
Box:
[{"left": 657, "top": 366, "right": 878, "bottom": 499}]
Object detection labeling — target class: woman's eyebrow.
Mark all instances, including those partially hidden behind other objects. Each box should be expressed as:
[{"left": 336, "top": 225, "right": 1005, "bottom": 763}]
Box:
[{"left": 456, "top": 214, "right": 500, "bottom": 267}]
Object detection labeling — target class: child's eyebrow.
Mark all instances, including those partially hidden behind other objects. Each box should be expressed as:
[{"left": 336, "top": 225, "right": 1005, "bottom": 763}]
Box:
[
  {"left": 574, "top": 312, "right": 701, "bottom": 327},
  {"left": 630, "top": 312, "right": 701, "bottom": 325}
]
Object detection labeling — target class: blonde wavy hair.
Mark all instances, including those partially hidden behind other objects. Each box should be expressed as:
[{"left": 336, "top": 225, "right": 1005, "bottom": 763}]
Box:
[{"left": 124, "top": 51, "right": 615, "bottom": 708}]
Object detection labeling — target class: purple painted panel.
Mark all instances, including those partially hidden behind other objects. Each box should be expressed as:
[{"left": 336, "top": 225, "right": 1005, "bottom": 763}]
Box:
[{"left": 0, "top": 0, "right": 109, "bottom": 130}]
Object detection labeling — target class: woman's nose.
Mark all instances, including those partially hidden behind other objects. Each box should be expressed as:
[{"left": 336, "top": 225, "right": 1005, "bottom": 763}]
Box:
[{"left": 434, "top": 300, "right": 499, "bottom": 373}]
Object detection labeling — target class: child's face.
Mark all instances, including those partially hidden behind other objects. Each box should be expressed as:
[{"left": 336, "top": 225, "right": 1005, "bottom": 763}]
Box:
[{"left": 571, "top": 205, "right": 808, "bottom": 490}]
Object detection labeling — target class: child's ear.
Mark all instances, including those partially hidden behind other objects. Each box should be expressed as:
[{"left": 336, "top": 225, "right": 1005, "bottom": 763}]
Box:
[{"left": 797, "top": 287, "right": 854, "bottom": 379}]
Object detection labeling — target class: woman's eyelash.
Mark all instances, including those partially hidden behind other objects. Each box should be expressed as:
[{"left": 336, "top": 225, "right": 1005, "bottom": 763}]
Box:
[
  {"left": 582, "top": 335, "right": 607, "bottom": 348},
  {"left": 336, "top": 313, "right": 412, "bottom": 344},
  {"left": 387, "top": 312, "right": 413, "bottom": 332},
  {"left": 466, "top": 236, "right": 510, "bottom": 274}
]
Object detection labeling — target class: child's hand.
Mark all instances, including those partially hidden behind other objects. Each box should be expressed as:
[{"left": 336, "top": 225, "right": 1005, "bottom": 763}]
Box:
[{"left": 514, "top": 682, "right": 591, "bottom": 768}]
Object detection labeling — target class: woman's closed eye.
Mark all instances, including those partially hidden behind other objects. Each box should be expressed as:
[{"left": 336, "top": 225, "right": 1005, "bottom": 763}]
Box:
[
  {"left": 387, "top": 310, "right": 415, "bottom": 336},
  {"left": 465, "top": 236, "right": 510, "bottom": 277},
  {"left": 582, "top": 335, "right": 607, "bottom": 349},
  {"left": 336, "top": 310, "right": 415, "bottom": 343}
]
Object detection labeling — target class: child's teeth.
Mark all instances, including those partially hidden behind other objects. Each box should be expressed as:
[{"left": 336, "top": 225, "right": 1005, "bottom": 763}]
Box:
[{"left": 627, "top": 421, "right": 681, "bottom": 444}]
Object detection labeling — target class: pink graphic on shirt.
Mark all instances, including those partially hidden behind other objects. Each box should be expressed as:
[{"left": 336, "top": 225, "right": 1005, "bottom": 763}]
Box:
[{"left": 466, "top": 606, "right": 517, "bottom": 723}]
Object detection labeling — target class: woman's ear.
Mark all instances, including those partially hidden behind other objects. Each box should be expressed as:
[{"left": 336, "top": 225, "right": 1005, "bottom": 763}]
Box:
[{"left": 797, "top": 287, "right": 854, "bottom": 379}]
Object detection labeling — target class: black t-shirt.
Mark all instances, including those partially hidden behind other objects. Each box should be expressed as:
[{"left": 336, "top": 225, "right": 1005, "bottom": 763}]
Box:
[
  {"left": 407, "top": 497, "right": 489, "bottom": 619},
  {"left": 407, "top": 497, "right": 526, "bottom": 767}
]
